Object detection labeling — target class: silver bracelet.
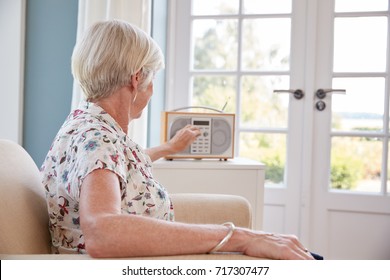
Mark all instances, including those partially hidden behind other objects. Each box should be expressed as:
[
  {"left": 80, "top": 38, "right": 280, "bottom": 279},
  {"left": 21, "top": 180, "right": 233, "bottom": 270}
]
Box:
[{"left": 209, "top": 222, "right": 236, "bottom": 254}]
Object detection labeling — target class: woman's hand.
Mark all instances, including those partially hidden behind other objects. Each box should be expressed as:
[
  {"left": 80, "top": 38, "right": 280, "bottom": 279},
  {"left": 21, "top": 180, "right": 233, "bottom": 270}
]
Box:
[
  {"left": 146, "top": 125, "right": 201, "bottom": 162},
  {"left": 168, "top": 125, "right": 201, "bottom": 154},
  {"left": 239, "top": 230, "right": 315, "bottom": 260}
]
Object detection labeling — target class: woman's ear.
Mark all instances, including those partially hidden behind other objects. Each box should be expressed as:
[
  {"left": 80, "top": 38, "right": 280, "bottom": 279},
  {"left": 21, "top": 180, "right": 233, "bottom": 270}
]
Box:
[
  {"left": 129, "top": 71, "right": 142, "bottom": 102},
  {"left": 130, "top": 70, "right": 142, "bottom": 90},
  {"left": 130, "top": 73, "right": 138, "bottom": 89}
]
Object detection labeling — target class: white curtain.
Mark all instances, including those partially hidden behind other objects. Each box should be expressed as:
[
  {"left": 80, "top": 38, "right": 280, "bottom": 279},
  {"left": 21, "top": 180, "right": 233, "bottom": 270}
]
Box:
[{"left": 71, "top": 0, "right": 151, "bottom": 147}]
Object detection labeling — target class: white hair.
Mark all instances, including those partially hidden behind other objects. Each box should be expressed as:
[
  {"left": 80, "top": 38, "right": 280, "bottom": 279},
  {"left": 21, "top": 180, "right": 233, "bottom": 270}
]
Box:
[{"left": 71, "top": 19, "right": 164, "bottom": 101}]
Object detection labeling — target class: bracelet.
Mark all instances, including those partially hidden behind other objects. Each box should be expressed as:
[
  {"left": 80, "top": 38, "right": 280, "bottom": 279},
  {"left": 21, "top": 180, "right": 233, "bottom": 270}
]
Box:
[{"left": 209, "top": 222, "right": 236, "bottom": 254}]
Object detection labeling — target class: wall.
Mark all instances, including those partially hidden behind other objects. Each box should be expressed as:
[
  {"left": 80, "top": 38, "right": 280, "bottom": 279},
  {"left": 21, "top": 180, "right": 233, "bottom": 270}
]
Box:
[{"left": 23, "top": 0, "right": 78, "bottom": 165}]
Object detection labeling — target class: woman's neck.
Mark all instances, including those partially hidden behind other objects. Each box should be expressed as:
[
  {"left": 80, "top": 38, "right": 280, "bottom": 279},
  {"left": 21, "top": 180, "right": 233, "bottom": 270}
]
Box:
[{"left": 94, "top": 88, "right": 132, "bottom": 134}]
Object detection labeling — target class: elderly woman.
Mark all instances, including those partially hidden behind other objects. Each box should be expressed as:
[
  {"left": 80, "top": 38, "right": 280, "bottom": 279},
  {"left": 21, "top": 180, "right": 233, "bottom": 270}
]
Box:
[{"left": 41, "top": 19, "right": 314, "bottom": 260}]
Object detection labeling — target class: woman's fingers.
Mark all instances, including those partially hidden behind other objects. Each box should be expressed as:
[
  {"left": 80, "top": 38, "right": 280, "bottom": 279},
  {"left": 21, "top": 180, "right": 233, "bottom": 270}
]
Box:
[{"left": 244, "top": 232, "right": 315, "bottom": 260}]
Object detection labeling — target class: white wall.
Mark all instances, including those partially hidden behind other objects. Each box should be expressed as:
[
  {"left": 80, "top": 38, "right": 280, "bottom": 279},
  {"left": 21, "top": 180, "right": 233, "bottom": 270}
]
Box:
[{"left": 0, "top": 0, "right": 25, "bottom": 144}]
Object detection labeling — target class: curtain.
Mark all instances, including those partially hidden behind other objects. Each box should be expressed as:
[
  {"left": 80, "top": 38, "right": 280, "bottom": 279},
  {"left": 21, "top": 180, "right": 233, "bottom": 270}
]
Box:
[{"left": 71, "top": 0, "right": 151, "bottom": 147}]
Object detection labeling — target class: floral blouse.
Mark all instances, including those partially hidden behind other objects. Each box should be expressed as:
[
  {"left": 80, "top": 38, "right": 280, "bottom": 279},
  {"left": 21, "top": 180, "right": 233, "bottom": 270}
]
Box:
[{"left": 40, "top": 101, "right": 174, "bottom": 254}]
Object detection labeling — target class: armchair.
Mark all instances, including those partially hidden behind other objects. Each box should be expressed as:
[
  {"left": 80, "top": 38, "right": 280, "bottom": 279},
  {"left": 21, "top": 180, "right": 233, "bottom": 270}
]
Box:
[{"left": 0, "top": 139, "right": 258, "bottom": 260}]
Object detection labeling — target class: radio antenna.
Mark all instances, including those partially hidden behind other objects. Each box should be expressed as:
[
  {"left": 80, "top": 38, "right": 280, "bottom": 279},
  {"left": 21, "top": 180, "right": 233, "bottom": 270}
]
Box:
[{"left": 221, "top": 96, "right": 231, "bottom": 112}]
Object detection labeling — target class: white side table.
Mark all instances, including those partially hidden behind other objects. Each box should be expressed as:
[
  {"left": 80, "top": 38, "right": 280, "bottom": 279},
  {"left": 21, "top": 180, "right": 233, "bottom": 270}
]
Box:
[{"left": 152, "top": 157, "right": 265, "bottom": 230}]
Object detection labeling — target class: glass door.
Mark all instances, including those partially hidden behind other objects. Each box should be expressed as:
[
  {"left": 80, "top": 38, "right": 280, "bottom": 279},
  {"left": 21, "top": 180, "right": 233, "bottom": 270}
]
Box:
[{"left": 310, "top": 0, "right": 390, "bottom": 259}]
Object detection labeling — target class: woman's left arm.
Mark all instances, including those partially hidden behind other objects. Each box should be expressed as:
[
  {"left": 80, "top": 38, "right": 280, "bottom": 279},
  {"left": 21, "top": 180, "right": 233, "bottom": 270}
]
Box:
[{"left": 146, "top": 125, "right": 201, "bottom": 162}]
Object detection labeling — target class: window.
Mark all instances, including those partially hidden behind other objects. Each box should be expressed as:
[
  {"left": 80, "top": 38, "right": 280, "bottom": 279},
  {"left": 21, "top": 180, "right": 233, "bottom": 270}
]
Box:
[{"left": 168, "top": 0, "right": 293, "bottom": 186}]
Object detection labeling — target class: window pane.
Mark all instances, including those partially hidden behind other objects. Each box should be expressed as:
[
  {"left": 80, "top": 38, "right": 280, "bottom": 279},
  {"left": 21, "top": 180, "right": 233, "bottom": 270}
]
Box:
[
  {"left": 240, "top": 132, "right": 286, "bottom": 187},
  {"left": 192, "top": 0, "right": 239, "bottom": 15},
  {"left": 243, "top": 0, "right": 292, "bottom": 14},
  {"left": 241, "top": 75, "right": 289, "bottom": 128},
  {"left": 333, "top": 17, "right": 387, "bottom": 72},
  {"left": 335, "top": 0, "right": 388, "bottom": 12},
  {"left": 332, "top": 77, "right": 385, "bottom": 132},
  {"left": 331, "top": 137, "right": 382, "bottom": 193},
  {"left": 191, "top": 75, "right": 236, "bottom": 113},
  {"left": 242, "top": 18, "right": 290, "bottom": 71},
  {"left": 192, "top": 19, "right": 238, "bottom": 70}
]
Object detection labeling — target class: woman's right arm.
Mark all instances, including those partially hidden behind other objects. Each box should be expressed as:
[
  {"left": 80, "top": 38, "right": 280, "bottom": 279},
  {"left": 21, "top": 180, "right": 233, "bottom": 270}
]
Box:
[
  {"left": 79, "top": 169, "right": 313, "bottom": 259},
  {"left": 145, "top": 125, "right": 201, "bottom": 162}
]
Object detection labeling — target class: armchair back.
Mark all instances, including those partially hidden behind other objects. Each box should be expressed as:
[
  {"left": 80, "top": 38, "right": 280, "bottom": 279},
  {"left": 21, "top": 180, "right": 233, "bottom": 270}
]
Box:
[{"left": 0, "top": 139, "right": 51, "bottom": 254}]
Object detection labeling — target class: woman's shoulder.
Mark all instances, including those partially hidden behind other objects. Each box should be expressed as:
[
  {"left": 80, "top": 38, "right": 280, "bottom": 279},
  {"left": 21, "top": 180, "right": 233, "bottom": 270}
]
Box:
[{"left": 63, "top": 106, "right": 121, "bottom": 139}]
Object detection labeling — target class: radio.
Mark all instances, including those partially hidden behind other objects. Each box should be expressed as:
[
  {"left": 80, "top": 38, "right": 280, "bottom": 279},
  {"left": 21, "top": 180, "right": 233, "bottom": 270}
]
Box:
[{"left": 161, "top": 111, "right": 235, "bottom": 160}]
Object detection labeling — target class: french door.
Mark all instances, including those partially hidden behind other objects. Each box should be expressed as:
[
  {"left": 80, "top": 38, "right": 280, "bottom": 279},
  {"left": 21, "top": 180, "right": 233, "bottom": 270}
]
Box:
[
  {"left": 167, "top": 0, "right": 390, "bottom": 259},
  {"left": 309, "top": 0, "right": 390, "bottom": 259}
]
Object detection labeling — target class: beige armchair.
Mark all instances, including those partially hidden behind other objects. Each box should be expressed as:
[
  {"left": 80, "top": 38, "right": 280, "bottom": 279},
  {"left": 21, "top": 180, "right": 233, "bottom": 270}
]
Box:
[{"left": 0, "top": 139, "right": 258, "bottom": 260}]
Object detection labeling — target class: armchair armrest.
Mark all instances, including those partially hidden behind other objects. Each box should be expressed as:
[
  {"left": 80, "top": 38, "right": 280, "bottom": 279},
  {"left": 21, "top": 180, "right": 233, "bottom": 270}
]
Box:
[
  {"left": 170, "top": 193, "right": 253, "bottom": 229},
  {"left": 0, "top": 194, "right": 255, "bottom": 260}
]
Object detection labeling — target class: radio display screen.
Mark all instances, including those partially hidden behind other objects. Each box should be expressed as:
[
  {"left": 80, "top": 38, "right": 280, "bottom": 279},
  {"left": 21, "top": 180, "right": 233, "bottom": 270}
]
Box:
[{"left": 193, "top": 120, "right": 210, "bottom": 126}]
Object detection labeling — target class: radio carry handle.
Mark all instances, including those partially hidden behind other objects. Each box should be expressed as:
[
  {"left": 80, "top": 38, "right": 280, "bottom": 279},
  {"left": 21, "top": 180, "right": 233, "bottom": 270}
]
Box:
[{"left": 171, "top": 106, "right": 225, "bottom": 113}]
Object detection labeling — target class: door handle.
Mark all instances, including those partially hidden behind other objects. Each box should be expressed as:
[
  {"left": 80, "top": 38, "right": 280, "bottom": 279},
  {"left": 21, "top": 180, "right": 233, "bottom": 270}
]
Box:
[
  {"left": 316, "top": 88, "right": 346, "bottom": 99},
  {"left": 273, "top": 89, "right": 304, "bottom": 100},
  {"left": 315, "top": 88, "right": 346, "bottom": 111}
]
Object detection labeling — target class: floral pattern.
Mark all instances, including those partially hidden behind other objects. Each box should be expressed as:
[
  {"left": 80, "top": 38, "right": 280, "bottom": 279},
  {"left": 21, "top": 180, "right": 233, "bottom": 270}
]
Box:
[{"left": 40, "top": 101, "right": 174, "bottom": 254}]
